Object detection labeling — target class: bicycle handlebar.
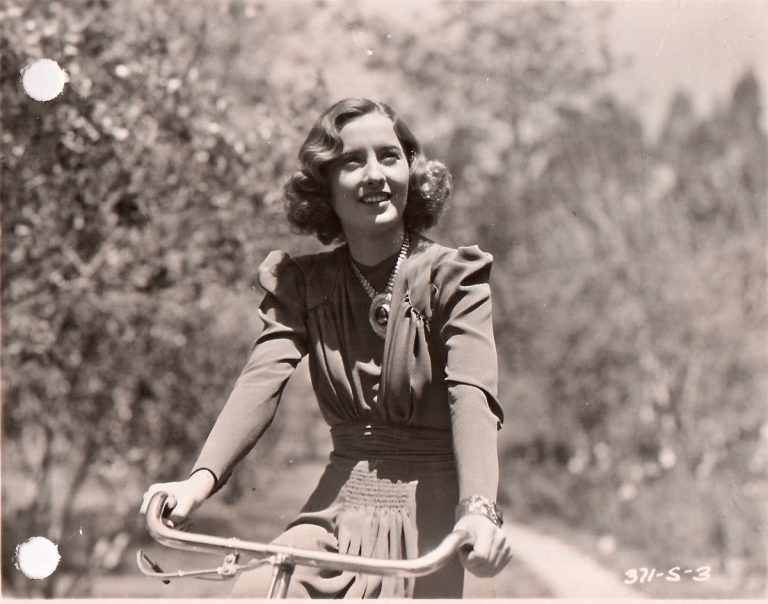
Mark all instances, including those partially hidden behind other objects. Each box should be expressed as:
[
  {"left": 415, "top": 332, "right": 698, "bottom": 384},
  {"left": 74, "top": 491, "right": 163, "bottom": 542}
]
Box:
[{"left": 140, "top": 492, "right": 470, "bottom": 578}]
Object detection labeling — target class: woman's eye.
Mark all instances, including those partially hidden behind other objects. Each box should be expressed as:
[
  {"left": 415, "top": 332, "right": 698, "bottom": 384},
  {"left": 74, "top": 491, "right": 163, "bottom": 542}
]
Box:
[
  {"left": 342, "top": 158, "right": 362, "bottom": 169},
  {"left": 380, "top": 152, "right": 401, "bottom": 164}
]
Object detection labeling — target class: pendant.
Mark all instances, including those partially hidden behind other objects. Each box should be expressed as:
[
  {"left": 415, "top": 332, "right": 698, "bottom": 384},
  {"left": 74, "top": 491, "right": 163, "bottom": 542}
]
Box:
[{"left": 369, "top": 292, "right": 391, "bottom": 339}]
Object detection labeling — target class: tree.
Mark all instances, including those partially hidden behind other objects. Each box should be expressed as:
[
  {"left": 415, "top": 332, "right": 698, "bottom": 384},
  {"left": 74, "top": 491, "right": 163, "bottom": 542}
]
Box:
[
  {"left": 658, "top": 90, "right": 697, "bottom": 158},
  {"left": 1, "top": 0, "right": 330, "bottom": 595}
]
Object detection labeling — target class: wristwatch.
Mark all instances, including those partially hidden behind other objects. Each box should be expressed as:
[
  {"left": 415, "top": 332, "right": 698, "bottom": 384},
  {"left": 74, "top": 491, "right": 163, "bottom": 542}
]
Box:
[{"left": 455, "top": 495, "right": 504, "bottom": 527}]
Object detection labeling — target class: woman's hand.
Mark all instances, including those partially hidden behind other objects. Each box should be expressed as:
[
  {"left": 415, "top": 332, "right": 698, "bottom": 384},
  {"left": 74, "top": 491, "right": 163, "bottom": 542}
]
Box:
[
  {"left": 139, "top": 470, "right": 215, "bottom": 526},
  {"left": 455, "top": 514, "right": 512, "bottom": 577}
]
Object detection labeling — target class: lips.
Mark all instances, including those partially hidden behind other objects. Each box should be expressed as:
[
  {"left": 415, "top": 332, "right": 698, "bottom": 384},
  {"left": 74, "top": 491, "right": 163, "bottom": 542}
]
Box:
[{"left": 360, "top": 192, "right": 391, "bottom": 205}]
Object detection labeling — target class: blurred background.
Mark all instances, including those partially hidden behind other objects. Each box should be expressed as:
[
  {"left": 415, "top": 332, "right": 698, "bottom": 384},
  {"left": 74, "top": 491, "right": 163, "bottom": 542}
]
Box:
[{"left": 2, "top": 0, "right": 766, "bottom": 598}]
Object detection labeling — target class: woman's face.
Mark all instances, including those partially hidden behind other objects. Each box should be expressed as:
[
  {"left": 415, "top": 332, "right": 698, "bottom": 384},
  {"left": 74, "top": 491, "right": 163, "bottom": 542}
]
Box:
[{"left": 328, "top": 112, "right": 410, "bottom": 239}]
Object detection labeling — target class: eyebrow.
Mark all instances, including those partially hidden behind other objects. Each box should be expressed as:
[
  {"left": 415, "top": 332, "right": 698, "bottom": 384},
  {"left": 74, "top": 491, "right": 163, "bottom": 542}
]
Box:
[
  {"left": 338, "top": 150, "right": 365, "bottom": 161},
  {"left": 378, "top": 145, "right": 402, "bottom": 154},
  {"left": 339, "top": 145, "right": 401, "bottom": 158}
]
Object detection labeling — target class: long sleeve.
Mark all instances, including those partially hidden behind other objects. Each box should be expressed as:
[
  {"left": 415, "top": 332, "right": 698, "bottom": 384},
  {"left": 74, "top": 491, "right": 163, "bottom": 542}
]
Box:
[
  {"left": 435, "top": 246, "right": 504, "bottom": 501},
  {"left": 191, "top": 251, "right": 308, "bottom": 492},
  {"left": 450, "top": 384, "right": 500, "bottom": 500}
]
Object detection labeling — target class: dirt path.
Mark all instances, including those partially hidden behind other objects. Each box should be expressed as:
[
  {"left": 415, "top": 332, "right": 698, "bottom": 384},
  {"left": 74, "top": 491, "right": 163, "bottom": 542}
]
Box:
[{"left": 503, "top": 523, "right": 645, "bottom": 598}]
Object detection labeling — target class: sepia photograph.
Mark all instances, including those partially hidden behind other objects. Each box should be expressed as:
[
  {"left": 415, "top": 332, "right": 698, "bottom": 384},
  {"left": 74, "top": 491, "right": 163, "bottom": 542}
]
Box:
[{"left": 2, "top": 0, "right": 766, "bottom": 599}]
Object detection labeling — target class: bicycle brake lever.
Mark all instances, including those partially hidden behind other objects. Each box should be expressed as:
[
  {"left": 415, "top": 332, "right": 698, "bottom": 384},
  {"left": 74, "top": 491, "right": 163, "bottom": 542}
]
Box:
[
  {"left": 137, "top": 550, "right": 171, "bottom": 584},
  {"left": 136, "top": 549, "right": 265, "bottom": 582}
]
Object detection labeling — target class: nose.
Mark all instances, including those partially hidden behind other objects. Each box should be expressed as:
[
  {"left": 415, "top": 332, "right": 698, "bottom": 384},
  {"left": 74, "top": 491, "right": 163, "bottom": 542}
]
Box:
[{"left": 363, "top": 159, "right": 385, "bottom": 188}]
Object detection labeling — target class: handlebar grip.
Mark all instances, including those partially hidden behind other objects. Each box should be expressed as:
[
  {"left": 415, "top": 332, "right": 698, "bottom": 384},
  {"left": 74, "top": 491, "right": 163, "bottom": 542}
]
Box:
[
  {"left": 156, "top": 493, "right": 186, "bottom": 529},
  {"left": 159, "top": 496, "right": 175, "bottom": 524}
]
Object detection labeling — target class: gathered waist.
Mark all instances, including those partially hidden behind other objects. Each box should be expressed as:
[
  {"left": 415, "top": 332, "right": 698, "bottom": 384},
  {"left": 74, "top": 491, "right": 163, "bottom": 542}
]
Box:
[{"left": 330, "top": 420, "right": 454, "bottom": 464}]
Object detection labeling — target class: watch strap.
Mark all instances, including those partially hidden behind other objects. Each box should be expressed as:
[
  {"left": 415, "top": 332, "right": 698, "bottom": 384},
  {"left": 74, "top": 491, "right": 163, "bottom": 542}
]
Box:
[{"left": 455, "top": 495, "right": 504, "bottom": 527}]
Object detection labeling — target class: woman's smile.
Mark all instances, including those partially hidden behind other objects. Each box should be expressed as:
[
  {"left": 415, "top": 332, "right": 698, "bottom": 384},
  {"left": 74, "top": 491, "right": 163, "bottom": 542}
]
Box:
[{"left": 359, "top": 191, "right": 391, "bottom": 206}]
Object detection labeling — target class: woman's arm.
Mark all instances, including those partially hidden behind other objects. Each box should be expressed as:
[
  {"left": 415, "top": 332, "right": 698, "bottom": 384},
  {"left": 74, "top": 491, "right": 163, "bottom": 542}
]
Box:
[
  {"left": 189, "top": 319, "right": 305, "bottom": 492},
  {"left": 140, "top": 327, "right": 302, "bottom": 524},
  {"left": 449, "top": 383, "right": 500, "bottom": 502},
  {"left": 436, "top": 246, "right": 503, "bottom": 498},
  {"left": 436, "top": 245, "right": 511, "bottom": 576},
  {"left": 191, "top": 253, "right": 309, "bottom": 491},
  {"left": 141, "top": 253, "right": 308, "bottom": 522},
  {"left": 451, "top": 384, "right": 510, "bottom": 577}
]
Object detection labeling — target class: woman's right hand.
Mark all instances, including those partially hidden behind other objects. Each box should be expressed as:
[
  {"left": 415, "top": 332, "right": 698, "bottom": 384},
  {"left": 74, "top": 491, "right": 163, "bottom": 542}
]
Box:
[{"left": 139, "top": 470, "right": 216, "bottom": 526}]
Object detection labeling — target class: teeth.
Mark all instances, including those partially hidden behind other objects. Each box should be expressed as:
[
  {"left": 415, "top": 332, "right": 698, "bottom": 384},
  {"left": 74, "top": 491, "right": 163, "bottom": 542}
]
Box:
[{"left": 361, "top": 194, "right": 389, "bottom": 204}]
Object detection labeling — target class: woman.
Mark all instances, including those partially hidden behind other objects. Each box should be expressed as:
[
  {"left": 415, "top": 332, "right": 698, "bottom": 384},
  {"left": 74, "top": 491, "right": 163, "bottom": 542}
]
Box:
[{"left": 140, "top": 98, "right": 511, "bottom": 598}]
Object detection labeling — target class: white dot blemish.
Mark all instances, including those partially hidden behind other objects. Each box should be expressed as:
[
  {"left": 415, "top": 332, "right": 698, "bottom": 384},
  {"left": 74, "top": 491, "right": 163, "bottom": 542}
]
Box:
[
  {"left": 14, "top": 537, "right": 61, "bottom": 580},
  {"left": 166, "top": 78, "right": 182, "bottom": 93},
  {"left": 21, "top": 59, "right": 69, "bottom": 102},
  {"left": 114, "top": 64, "right": 130, "bottom": 79},
  {"left": 112, "top": 127, "right": 129, "bottom": 141}
]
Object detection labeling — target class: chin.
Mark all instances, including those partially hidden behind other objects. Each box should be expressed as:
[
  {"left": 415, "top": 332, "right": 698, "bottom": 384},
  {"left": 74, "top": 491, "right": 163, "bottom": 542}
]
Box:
[
  {"left": 372, "top": 213, "right": 404, "bottom": 230},
  {"left": 343, "top": 204, "right": 406, "bottom": 237}
]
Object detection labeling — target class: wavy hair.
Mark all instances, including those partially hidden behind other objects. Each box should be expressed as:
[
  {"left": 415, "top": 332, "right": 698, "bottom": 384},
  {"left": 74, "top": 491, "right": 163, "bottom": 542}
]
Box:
[{"left": 284, "top": 98, "right": 452, "bottom": 244}]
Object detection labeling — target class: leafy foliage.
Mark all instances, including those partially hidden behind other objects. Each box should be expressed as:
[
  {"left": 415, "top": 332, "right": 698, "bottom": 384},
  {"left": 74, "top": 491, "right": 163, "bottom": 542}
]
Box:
[
  {"left": 497, "top": 75, "right": 766, "bottom": 573},
  {"left": 2, "top": 0, "right": 329, "bottom": 595}
]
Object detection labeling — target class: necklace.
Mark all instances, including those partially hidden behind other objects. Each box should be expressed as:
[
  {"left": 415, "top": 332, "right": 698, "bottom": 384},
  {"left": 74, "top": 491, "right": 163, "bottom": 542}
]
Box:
[{"left": 349, "top": 232, "right": 410, "bottom": 339}]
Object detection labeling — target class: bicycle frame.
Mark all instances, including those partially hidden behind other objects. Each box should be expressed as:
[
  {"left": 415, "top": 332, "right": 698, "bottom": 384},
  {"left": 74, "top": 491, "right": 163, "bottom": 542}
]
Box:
[{"left": 137, "top": 492, "right": 470, "bottom": 598}]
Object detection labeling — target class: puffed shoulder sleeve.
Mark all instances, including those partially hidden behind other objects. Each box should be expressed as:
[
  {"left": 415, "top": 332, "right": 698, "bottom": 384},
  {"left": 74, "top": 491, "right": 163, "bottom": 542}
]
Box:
[
  {"left": 435, "top": 245, "right": 504, "bottom": 426},
  {"left": 190, "top": 251, "right": 308, "bottom": 491},
  {"left": 255, "top": 250, "right": 309, "bottom": 353}
]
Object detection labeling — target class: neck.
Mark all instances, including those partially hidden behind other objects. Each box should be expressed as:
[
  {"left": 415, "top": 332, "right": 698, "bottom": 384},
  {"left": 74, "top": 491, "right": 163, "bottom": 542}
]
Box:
[{"left": 346, "top": 225, "right": 406, "bottom": 266}]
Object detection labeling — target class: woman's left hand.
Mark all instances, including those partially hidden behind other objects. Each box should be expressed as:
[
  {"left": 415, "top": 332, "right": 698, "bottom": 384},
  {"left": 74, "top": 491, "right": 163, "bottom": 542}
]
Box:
[{"left": 454, "top": 514, "right": 513, "bottom": 577}]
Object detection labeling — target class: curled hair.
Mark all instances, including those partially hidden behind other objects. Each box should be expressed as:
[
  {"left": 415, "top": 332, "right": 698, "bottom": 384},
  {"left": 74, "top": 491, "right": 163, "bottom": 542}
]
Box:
[{"left": 284, "top": 98, "right": 452, "bottom": 244}]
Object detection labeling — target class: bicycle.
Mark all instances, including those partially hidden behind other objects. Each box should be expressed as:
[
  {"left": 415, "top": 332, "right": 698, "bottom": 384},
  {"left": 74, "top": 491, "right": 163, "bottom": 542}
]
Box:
[{"left": 137, "top": 491, "right": 471, "bottom": 598}]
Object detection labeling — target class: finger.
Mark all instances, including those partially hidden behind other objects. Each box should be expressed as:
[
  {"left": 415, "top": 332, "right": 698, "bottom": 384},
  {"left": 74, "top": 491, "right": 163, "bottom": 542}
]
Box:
[
  {"left": 465, "top": 530, "right": 504, "bottom": 577},
  {"left": 465, "top": 548, "right": 491, "bottom": 573},
  {"left": 463, "top": 557, "right": 480, "bottom": 570},
  {"left": 169, "top": 516, "right": 192, "bottom": 530},
  {"left": 499, "top": 543, "right": 513, "bottom": 568},
  {"left": 465, "top": 560, "right": 495, "bottom": 578},
  {"left": 167, "top": 497, "right": 198, "bottom": 527},
  {"left": 487, "top": 532, "right": 506, "bottom": 567},
  {"left": 163, "top": 494, "right": 178, "bottom": 517},
  {"left": 139, "top": 487, "right": 158, "bottom": 515},
  {"left": 487, "top": 539, "right": 512, "bottom": 574},
  {"left": 459, "top": 544, "right": 474, "bottom": 569},
  {"left": 146, "top": 493, "right": 175, "bottom": 524},
  {"left": 492, "top": 533, "right": 513, "bottom": 566},
  {"left": 467, "top": 529, "right": 495, "bottom": 564},
  {"left": 496, "top": 537, "right": 512, "bottom": 564},
  {"left": 140, "top": 484, "right": 171, "bottom": 514}
]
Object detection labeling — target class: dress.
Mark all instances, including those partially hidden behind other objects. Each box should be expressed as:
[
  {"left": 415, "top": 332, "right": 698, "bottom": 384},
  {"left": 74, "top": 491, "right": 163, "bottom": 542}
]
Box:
[{"left": 191, "top": 233, "right": 503, "bottom": 598}]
